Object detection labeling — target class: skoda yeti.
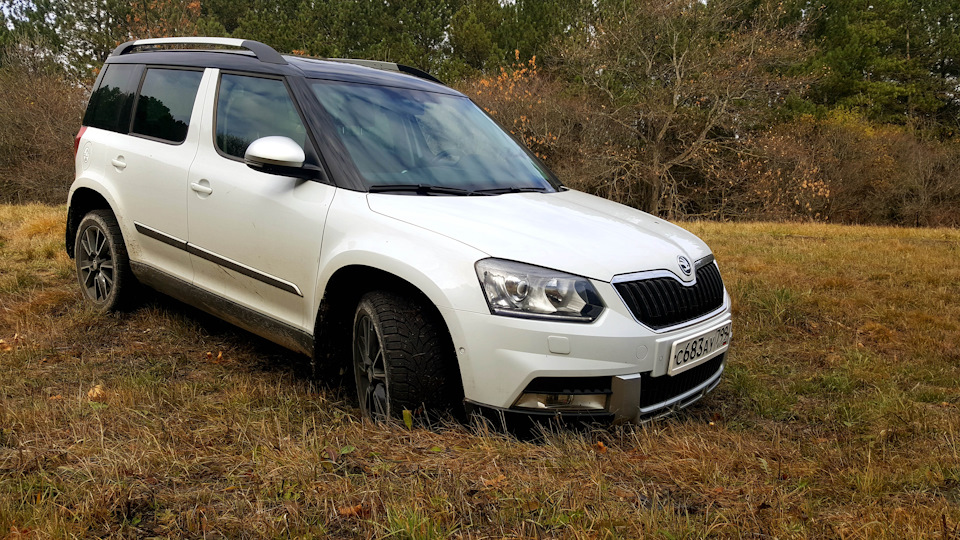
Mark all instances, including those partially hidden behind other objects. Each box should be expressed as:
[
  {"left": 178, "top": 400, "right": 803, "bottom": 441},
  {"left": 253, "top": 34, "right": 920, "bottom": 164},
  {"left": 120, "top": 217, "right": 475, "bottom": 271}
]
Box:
[{"left": 67, "top": 37, "right": 732, "bottom": 425}]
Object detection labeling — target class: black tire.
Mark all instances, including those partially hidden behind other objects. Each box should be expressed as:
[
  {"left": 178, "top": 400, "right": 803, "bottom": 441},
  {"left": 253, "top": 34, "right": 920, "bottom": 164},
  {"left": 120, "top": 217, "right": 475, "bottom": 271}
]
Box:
[
  {"left": 352, "top": 291, "right": 461, "bottom": 422},
  {"left": 74, "top": 210, "right": 136, "bottom": 312}
]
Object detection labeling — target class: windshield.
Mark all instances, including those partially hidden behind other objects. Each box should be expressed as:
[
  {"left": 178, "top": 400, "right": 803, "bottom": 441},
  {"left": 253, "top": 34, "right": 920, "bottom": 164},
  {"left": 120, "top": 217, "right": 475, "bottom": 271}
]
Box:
[{"left": 310, "top": 80, "right": 559, "bottom": 193}]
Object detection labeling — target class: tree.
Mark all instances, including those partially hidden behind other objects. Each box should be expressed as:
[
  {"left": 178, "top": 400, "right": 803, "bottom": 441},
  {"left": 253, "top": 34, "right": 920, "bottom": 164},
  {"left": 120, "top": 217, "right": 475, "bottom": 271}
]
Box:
[
  {"left": 449, "top": 0, "right": 502, "bottom": 71},
  {"left": 805, "top": 0, "right": 960, "bottom": 129},
  {"left": 498, "top": 0, "right": 590, "bottom": 65},
  {"left": 342, "top": 0, "right": 459, "bottom": 72},
  {"left": 235, "top": 0, "right": 344, "bottom": 57},
  {"left": 558, "top": 0, "right": 812, "bottom": 216},
  {"left": 1, "top": 0, "right": 134, "bottom": 78},
  {"left": 126, "top": 0, "right": 224, "bottom": 39}
]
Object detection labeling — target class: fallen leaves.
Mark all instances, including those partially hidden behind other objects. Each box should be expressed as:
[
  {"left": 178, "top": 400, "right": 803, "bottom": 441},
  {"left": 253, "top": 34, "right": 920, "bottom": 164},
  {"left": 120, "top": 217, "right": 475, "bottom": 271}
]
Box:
[
  {"left": 4, "top": 525, "right": 34, "bottom": 539},
  {"left": 87, "top": 384, "right": 107, "bottom": 401},
  {"left": 482, "top": 474, "right": 506, "bottom": 488},
  {"left": 594, "top": 441, "right": 607, "bottom": 454},
  {"left": 0, "top": 334, "right": 20, "bottom": 353},
  {"left": 204, "top": 351, "right": 228, "bottom": 364},
  {"left": 0, "top": 334, "right": 25, "bottom": 352},
  {"left": 337, "top": 503, "right": 369, "bottom": 518},
  {"left": 520, "top": 499, "right": 540, "bottom": 512}
]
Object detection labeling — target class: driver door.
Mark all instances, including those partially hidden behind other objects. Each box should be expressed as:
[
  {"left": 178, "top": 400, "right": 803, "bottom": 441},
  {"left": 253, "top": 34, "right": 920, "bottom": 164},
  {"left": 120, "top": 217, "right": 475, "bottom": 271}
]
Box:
[{"left": 186, "top": 70, "right": 334, "bottom": 334}]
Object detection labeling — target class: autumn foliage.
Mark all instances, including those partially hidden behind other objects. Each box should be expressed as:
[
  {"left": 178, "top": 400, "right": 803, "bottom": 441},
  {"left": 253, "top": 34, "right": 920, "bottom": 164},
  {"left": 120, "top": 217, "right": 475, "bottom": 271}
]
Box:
[
  {"left": 2, "top": 0, "right": 960, "bottom": 225},
  {"left": 126, "top": 0, "right": 203, "bottom": 39},
  {"left": 463, "top": 48, "right": 960, "bottom": 226},
  {"left": 461, "top": 53, "right": 561, "bottom": 163}
]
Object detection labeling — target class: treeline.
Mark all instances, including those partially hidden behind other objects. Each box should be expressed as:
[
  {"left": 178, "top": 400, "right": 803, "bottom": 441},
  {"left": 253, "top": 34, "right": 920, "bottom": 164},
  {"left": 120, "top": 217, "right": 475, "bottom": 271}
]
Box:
[{"left": 2, "top": 0, "right": 959, "bottom": 225}]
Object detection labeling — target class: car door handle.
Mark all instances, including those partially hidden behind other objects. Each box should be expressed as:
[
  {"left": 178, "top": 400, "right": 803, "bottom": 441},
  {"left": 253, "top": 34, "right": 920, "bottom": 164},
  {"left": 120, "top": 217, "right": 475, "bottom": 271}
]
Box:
[
  {"left": 111, "top": 157, "right": 126, "bottom": 170},
  {"left": 190, "top": 182, "right": 213, "bottom": 195}
]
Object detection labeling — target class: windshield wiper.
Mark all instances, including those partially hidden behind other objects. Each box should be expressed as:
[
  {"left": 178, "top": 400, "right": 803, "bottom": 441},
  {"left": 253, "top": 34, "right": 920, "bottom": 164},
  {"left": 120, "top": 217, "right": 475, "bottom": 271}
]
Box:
[
  {"left": 367, "top": 184, "right": 487, "bottom": 196},
  {"left": 475, "top": 186, "right": 550, "bottom": 195}
]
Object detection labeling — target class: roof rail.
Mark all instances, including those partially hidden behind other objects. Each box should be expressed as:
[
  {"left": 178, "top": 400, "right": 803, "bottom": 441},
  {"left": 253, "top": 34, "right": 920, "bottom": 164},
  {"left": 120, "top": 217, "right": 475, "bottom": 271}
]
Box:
[
  {"left": 111, "top": 37, "right": 287, "bottom": 65},
  {"left": 324, "top": 58, "right": 442, "bottom": 84}
]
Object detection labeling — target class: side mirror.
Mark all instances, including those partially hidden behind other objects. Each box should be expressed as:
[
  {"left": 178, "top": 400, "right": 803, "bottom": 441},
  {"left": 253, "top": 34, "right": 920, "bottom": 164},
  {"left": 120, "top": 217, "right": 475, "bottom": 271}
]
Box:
[{"left": 244, "top": 136, "right": 308, "bottom": 177}]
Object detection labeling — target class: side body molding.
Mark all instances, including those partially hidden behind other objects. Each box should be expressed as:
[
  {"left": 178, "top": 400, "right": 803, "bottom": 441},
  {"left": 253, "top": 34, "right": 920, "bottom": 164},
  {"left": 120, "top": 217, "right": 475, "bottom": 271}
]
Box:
[{"left": 131, "top": 261, "right": 314, "bottom": 355}]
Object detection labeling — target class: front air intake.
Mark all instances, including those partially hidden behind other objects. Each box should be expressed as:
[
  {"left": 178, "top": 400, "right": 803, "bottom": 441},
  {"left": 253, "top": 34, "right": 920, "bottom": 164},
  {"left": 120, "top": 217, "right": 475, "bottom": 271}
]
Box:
[{"left": 614, "top": 262, "right": 725, "bottom": 330}]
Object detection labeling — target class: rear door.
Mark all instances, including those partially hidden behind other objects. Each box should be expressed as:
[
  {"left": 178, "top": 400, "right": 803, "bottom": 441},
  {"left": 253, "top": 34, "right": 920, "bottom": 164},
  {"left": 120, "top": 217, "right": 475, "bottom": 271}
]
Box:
[
  {"left": 96, "top": 66, "right": 211, "bottom": 282},
  {"left": 185, "top": 70, "right": 334, "bottom": 333}
]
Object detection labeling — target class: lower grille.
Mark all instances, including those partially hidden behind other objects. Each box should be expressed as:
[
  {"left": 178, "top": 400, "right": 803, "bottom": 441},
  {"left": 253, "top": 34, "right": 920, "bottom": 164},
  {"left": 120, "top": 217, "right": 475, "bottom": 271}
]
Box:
[
  {"left": 639, "top": 354, "right": 724, "bottom": 408},
  {"left": 522, "top": 376, "right": 612, "bottom": 395}
]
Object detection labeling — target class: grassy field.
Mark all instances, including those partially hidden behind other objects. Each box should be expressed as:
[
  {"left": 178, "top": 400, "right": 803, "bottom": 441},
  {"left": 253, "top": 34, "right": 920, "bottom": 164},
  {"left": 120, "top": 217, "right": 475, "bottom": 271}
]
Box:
[{"left": 0, "top": 203, "right": 958, "bottom": 539}]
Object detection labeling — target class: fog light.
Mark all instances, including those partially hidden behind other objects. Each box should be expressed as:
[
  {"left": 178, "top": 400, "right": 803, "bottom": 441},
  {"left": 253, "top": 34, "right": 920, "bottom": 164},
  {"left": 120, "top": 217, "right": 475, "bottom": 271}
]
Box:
[{"left": 514, "top": 393, "right": 608, "bottom": 411}]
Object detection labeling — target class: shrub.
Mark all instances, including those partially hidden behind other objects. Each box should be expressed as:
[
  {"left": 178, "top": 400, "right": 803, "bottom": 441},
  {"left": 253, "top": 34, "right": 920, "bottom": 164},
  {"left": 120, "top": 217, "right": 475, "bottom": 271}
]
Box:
[
  {"left": 0, "top": 41, "right": 86, "bottom": 204},
  {"left": 463, "top": 62, "right": 960, "bottom": 226},
  {"left": 736, "top": 112, "right": 960, "bottom": 226}
]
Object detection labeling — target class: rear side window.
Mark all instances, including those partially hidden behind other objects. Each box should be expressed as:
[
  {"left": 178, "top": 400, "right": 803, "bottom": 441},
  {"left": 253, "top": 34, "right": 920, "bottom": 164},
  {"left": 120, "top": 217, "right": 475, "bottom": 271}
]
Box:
[
  {"left": 215, "top": 74, "right": 307, "bottom": 159},
  {"left": 131, "top": 68, "right": 203, "bottom": 144},
  {"left": 83, "top": 64, "right": 139, "bottom": 133}
]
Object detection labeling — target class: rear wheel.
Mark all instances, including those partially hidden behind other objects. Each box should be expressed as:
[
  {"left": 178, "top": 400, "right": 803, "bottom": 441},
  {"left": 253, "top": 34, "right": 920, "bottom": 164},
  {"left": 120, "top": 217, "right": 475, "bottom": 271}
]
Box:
[
  {"left": 74, "top": 210, "right": 136, "bottom": 311},
  {"left": 352, "top": 291, "right": 460, "bottom": 422}
]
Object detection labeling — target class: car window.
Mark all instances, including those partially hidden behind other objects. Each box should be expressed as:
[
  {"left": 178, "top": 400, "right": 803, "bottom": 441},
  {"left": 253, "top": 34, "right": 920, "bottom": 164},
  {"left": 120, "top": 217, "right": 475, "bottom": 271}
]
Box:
[
  {"left": 215, "top": 74, "right": 307, "bottom": 159},
  {"left": 83, "top": 64, "right": 139, "bottom": 133},
  {"left": 131, "top": 68, "right": 203, "bottom": 144},
  {"left": 310, "top": 81, "right": 557, "bottom": 192}
]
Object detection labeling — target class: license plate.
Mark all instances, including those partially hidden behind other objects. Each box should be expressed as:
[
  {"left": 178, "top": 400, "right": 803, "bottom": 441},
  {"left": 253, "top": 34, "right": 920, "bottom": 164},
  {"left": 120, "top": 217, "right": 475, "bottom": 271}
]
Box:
[{"left": 668, "top": 322, "right": 732, "bottom": 376}]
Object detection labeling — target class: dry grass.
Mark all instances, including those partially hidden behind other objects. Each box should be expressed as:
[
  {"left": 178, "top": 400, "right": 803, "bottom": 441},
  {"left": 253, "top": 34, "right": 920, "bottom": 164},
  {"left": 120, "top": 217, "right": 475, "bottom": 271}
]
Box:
[{"left": 0, "top": 204, "right": 958, "bottom": 538}]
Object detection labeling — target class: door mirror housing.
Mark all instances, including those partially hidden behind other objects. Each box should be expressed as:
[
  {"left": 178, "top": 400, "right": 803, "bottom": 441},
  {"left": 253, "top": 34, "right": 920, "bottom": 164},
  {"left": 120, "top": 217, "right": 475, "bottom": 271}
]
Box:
[{"left": 244, "top": 136, "right": 309, "bottom": 177}]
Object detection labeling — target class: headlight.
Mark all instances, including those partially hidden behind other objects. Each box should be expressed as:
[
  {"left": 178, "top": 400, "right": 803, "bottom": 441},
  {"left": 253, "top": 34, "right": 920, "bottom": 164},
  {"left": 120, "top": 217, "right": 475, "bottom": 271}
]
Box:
[{"left": 475, "top": 259, "right": 604, "bottom": 322}]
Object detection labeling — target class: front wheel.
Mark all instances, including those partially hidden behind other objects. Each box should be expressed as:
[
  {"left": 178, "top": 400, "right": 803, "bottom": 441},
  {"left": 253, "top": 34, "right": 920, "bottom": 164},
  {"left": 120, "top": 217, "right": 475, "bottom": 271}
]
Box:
[
  {"left": 352, "top": 291, "right": 461, "bottom": 422},
  {"left": 74, "top": 210, "right": 136, "bottom": 311}
]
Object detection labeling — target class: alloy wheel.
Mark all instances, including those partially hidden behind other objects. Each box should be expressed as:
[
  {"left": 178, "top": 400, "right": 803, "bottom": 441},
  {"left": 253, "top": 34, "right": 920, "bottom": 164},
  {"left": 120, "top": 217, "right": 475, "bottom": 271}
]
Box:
[
  {"left": 353, "top": 313, "right": 390, "bottom": 421},
  {"left": 77, "top": 224, "right": 115, "bottom": 303}
]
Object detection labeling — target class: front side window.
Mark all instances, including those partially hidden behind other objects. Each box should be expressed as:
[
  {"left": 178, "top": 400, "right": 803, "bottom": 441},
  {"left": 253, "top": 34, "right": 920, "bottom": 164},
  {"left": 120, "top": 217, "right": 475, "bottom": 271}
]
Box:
[
  {"left": 310, "top": 81, "right": 558, "bottom": 193},
  {"left": 215, "top": 74, "right": 308, "bottom": 159},
  {"left": 131, "top": 68, "right": 203, "bottom": 143},
  {"left": 83, "top": 64, "right": 139, "bottom": 133}
]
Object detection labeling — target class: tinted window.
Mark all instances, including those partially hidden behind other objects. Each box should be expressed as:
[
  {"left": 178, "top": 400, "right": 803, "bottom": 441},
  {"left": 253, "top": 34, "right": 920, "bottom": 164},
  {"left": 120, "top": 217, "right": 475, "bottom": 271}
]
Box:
[
  {"left": 132, "top": 69, "right": 203, "bottom": 143},
  {"left": 83, "top": 64, "right": 138, "bottom": 133},
  {"left": 310, "top": 81, "right": 556, "bottom": 192},
  {"left": 216, "top": 74, "right": 307, "bottom": 159}
]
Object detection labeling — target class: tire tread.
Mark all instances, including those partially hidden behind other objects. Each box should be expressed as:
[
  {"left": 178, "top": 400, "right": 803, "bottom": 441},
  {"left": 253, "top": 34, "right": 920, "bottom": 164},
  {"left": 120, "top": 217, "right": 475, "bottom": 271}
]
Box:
[{"left": 355, "top": 291, "right": 461, "bottom": 418}]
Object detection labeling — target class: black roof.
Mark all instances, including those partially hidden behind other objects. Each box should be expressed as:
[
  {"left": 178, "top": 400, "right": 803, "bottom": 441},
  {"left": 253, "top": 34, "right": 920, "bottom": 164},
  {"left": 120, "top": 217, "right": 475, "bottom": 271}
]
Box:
[
  {"left": 285, "top": 56, "right": 459, "bottom": 95},
  {"left": 105, "top": 42, "right": 461, "bottom": 96}
]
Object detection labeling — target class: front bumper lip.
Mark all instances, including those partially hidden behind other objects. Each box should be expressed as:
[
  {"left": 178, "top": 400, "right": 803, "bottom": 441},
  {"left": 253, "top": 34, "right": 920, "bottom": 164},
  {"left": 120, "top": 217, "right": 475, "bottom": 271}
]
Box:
[
  {"left": 466, "top": 357, "right": 725, "bottom": 427},
  {"left": 630, "top": 359, "right": 724, "bottom": 421}
]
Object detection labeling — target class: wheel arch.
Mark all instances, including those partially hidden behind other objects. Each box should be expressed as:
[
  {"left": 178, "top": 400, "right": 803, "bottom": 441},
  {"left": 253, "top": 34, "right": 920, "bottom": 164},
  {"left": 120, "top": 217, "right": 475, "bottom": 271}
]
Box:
[
  {"left": 66, "top": 186, "right": 118, "bottom": 259},
  {"left": 312, "top": 263, "right": 469, "bottom": 399}
]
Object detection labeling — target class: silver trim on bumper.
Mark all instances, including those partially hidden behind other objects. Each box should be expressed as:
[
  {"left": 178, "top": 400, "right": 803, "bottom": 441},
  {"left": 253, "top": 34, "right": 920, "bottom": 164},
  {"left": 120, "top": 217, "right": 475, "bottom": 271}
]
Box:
[{"left": 612, "top": 359, "right": 725, "bottom": 424}]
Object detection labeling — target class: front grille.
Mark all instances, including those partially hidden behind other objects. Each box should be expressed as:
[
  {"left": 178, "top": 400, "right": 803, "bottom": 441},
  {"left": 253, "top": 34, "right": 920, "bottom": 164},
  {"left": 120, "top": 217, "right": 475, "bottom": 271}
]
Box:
[
  {"left": 614, "top": 262, "right": 724, "bottom": 330},
  {"left": 639, "top": 353, "right": 724, "bottom": 408}
]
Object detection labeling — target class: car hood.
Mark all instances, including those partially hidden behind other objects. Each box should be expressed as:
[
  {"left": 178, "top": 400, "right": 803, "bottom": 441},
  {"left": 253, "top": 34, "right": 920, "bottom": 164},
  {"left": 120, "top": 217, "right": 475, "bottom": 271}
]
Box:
[{"left": 366, "top": 189, "right": 712, "bottom": 282}]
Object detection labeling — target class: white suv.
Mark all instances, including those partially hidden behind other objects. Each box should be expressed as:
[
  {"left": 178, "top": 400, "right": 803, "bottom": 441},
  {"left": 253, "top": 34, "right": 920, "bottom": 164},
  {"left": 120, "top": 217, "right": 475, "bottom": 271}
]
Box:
[{"left": 67, "top": 37, "right": 732, "bottom": 425}]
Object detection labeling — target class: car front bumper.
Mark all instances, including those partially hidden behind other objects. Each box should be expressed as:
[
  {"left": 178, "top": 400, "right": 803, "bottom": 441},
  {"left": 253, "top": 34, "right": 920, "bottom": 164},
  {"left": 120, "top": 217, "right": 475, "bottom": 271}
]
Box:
[
  {"left": 464, "top": 354, "right": 724, "bottom": 428},
  {"left": 440, "top": 282, "right": 732, "bottom": 424}
]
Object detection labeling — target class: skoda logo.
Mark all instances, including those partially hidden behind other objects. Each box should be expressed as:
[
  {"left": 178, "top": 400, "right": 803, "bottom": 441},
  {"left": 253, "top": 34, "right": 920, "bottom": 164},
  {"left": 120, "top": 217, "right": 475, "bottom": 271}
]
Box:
[{"left": 678, "top": 255, "right": 692, "bottom": 276}]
